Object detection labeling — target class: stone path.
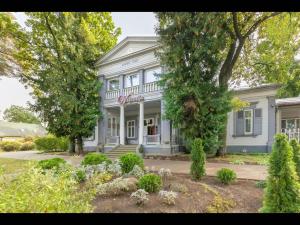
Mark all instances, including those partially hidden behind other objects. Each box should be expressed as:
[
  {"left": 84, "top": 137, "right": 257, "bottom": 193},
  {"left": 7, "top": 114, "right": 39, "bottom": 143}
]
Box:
[{"left": 0, "top": 151, "right": 267, "bottom": 180}]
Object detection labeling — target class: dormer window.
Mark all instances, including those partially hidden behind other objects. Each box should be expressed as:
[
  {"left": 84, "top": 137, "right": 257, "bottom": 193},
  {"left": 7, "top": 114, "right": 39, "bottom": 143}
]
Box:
[{"left": 107, "top": 79, "right": 119, "bottom": 91}]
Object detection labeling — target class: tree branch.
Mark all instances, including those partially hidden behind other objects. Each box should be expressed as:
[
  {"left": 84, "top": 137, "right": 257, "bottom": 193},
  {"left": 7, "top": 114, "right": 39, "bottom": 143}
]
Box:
[{"left": 232, "top": 13, "right": 243, "bottom": 41}]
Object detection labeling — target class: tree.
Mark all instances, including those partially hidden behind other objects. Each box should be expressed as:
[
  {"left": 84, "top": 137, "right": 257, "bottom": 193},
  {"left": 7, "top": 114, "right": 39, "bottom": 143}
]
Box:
[
  {"left": 290, "top": 139, "right": 300, "bottom": 179},
  {"left": 155, "top": 12, "right": 295, "bottom": 156},
  {"left": 190, "top": 138, "right": 206, "bottom": 180},
  {"left": 261, "top": 134, "right": 300, "bottom": 213},
  {"left": 3, "top": 105, "right": 40, "bottom": 124},
  {"left": 15, "top": 13, "right": 121, "bottom": 154},
  {"left": 0, "top": 12, "right": 22, "bottom": 77}
]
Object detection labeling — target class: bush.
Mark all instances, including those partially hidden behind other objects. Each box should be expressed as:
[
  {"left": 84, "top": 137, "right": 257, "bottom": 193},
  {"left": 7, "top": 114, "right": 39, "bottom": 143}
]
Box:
[
  {"left": 290, "top": 139, "right": 300, "bottom": 179},
  {"left": 169, "top": 183, "right": 188, "bottom": 193},
  {"left": 138, "top": 173, "right": 162, "bottom": 193},
  {"left": 37, "top": 158, "right": 67, "bottom": 171},
  {"left": 260, "top": 134, "right": 300, "bottom": 213},
  {"left": 158, "top": 190, "right": 178, "bottom": 205},
  {"left": 97, "top": 177, "right": 138, "bottom": 196},
  {"left": 0, "top": 166, "right": 95, "bottom": 212},
  {"left": 190, "top": 138, "right": 206, "bottom": 180},
  {"left": 74, "top": 169, "right": 87, "bottom": 183},
  {"left": 119, "top": 153, "right": 144, "bottom": 174},
  {"left": 216, "top": 168, "right": 236, "bottom": 185},
  {"left": 23, "top": 136, "right": 35, "bottom": 142},
  {"left": 130, "top": 189, "right": 149, "bottom": 206},
  {"left": 0, "top": 141, "right": 21, "bottom": 151},
  {"left": 34, "top": 135, "right": 68, "bottom": 152},
  {"left": 256, "top": 180, "right": 267, "bottom": 189},
  {"left": 20, "top": 141, "right": 35, "bottom": 151},
  {"left": 81, "top": 153, "right": 111, "bottom": 166},
  {"left": 128, "top": 165, "right": 144, "bottom": 178}
]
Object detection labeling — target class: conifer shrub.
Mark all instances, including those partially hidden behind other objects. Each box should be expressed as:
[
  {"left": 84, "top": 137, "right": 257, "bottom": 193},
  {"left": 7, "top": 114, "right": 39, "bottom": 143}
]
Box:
[
  {"left": 216, "top": 168, "right": 236, "bottom": 185},
  {"left": 81, "top": 153, "right": 111, "bottom": 166},
  {"left": 290, "top": 139, "right": 300, "bottom": 179},
  {"left": 260, "top": 134, "right": 300, "bottom": 213},
  {"left": 119, "top": 153, "right": 144, "bottom": 174},
  {"left": 138, "top": 173, "right": 162, "bottom": 193},
  {"left": 190, "top": 138, "right": 206, "bottom": 180}
]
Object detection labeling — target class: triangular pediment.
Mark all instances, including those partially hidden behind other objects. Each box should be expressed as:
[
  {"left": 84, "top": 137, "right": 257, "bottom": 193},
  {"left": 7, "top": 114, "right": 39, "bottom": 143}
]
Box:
[{"left": 96, "top": 36, "right": 159, "bottom": 65}]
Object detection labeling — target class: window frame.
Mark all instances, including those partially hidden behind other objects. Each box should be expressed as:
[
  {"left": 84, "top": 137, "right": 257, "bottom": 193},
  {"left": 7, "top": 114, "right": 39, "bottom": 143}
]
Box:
[
  {"left": 124, "top": 74, "right": 139, "bottom": 88},
  {"left": 107, "top": 79, "right": 120, "bottom": 91},
  {"left": 281, "top": 118, "right": 300, "bottom": 130},
  {"left": 127, "top": 120, "right": 135, "bottom": 138},
  {"left": 244, "top": 109, "right": 253, "bottom": 135},
  {"left": 144, "top": 67, "right": 162, "bottom": 84}
]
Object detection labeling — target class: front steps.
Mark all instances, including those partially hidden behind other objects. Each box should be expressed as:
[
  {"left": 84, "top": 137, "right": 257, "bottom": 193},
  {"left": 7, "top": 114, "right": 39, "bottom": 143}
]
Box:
[{"left": 105, "top": 145, "right": 137, "bottom": 159}]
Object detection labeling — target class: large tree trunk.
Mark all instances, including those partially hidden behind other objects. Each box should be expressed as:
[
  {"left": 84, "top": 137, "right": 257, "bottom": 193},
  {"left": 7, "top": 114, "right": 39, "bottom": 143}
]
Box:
[
  {"left": 76, "top": 136, "right": 84, "bottom": 155},
  {"left": 68, "top": 136, "right": 76, "bottom": 154}
]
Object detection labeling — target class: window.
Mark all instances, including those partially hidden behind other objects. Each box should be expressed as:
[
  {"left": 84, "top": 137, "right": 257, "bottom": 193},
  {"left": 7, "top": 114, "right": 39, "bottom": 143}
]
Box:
[
  {"left": 244, "top": 109, "right": 253, "bottom": 134},
  {"left": 107, "top": 79, "right": 119, "bottom": 91},
  {"left": 281, "top": 118, "right": 300, "bottom": 130},
  {"left": 127, "top": 120, "right": 135, "bottom": 138},
  {"left": 107, "top": 116, "right": 119, "bottom": 136},
  {"left": 144, "top": 67, "right": 162, "bottom": 83},
  {"left": 125, "top": 74, "right": 139, "bottom": 88}
]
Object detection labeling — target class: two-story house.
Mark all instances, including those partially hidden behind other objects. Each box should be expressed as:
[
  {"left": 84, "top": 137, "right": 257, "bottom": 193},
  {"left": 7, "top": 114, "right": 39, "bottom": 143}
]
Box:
[{"left": 83, "top": 36, "right": 300, "bottom": 156}]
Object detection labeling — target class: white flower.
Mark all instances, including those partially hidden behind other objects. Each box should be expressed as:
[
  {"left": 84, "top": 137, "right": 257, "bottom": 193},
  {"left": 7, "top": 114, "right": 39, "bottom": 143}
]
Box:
[
  {"left": 130, "top": 189, "right": 149, "bottom": 205},
  {"left": 158, "top": 190, "right": 178, "bottom": 205},
  {"left": 128, "top": 165, "right": 144, "bottom": 178}
]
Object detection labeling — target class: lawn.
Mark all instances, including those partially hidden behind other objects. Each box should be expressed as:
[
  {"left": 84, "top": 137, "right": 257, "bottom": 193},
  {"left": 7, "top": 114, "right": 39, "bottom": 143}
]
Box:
[
  {"left": 209, "top": 154, "right": 270, "bottom": 165},
  {"left": 0, "top": 158, "right": 35, "bottom": 174}
]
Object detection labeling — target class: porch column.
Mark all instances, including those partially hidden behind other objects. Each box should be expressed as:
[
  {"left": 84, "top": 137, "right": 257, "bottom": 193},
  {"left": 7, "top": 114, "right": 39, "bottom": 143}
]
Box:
[
  {"left": 139, "top": 101, "right": 144, "bottom": 144},
  {"left": 276, "top": 107, "right": 281, "bottom": 134},
  {"left": 161, "top": 100, "right": 171, "bottom": 145},
  {"left": 120, "top": 105, "right": 125, "bottom": 145}
]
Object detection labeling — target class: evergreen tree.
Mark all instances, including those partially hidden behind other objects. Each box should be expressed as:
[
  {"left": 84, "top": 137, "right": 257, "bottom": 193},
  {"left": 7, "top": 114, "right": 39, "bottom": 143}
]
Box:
[
  {"left": 290, "top": 139, "right": 300, "bottom": 179},
  {"left": 190, "top": 138, "right": 206, "bottom": 180},
  {"left": 261, "top": 134, "right": 300, "bottom": 213}
]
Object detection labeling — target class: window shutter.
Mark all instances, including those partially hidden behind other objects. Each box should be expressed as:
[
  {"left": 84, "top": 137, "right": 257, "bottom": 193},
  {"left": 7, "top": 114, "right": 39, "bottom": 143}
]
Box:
[
  {"left": 253, "top": 108, "right": 262, "bottom": 135},
  {"left": 235, "top": 110, "right": 244, "bottom": 136}
]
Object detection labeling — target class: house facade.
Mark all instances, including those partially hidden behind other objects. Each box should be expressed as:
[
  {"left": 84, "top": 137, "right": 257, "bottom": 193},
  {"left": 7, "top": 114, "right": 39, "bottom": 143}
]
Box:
[{"left": 83, "top": 36, "right": 300, "bottom": 155}]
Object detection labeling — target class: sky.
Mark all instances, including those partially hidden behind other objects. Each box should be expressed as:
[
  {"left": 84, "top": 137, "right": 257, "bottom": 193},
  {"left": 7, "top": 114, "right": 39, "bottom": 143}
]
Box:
[{"left": 0, "top": 12, "right": 157, "bottom": 119}]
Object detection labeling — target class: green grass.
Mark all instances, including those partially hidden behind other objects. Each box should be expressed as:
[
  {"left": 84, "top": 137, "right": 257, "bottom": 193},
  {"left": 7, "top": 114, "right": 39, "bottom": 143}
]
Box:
[
  {"left": 0, "top": 158, "right": 36, "bottom": 175},
  {"left": 213, "top": 153, "right": 269, "bottom": 165}
]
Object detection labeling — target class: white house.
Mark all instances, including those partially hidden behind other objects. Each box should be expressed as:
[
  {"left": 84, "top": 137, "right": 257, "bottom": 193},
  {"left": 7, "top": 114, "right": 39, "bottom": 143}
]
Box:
[{"left": 83, "top": 36, "right": 300, "bottom": 156}]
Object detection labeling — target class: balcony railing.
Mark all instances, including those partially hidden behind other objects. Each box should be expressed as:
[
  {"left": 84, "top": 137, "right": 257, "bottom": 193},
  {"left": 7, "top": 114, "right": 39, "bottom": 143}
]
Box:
[
  {"left": 144, "top": 134, "right": 160, "bottom": 145},
  {"left": 281, "top": 128, "right": 300, "bottom": 142},
  {"left": 106, "top": 136, "right": 120, "bottom": 145},
  {"left": 105, "top": 90, "right": 120, "bottom": 100},
  {"left": 143, "top": 81, "right": 161, "bottom": 93},
  {"left": 123, "top": 86, "right": 139, "bottom": 96}
]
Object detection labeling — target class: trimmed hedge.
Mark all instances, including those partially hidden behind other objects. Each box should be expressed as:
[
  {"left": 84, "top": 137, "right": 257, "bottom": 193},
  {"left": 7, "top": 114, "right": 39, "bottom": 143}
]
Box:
[
  {"left": 0, "top": 141, "right": 21, "bottom": 151},
  {"left": 20, "top": 142, "right": 35, "bottom": 151},
  {"left": 34, "top": 135, "right": 68, "bottom": 152},
  {"left": 37, "top": 158, "right": 67, "bottom": 171},
  {"left": 119, "top": 153, "right": 144, "bottom": 174},
  {"left": 81, "top": 153, "right": 111, "bottom": 166}
]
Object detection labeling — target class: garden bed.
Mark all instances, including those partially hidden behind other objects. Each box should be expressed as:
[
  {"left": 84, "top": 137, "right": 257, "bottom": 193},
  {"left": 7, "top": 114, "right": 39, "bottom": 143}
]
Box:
[{"left": 92, "top": 174, "right": 263, "bottom": 213}]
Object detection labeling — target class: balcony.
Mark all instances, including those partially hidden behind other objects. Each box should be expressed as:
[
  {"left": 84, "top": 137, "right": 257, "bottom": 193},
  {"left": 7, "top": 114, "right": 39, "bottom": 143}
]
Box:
[{"left": 105, "top": 81, "right": 162, "bottom": 100}]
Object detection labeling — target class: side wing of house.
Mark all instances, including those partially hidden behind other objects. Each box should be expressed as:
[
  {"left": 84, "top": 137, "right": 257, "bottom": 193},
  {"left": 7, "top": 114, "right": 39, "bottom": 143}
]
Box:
[{"left": 226, "top": 85, "right": 278, "bottom": 153}]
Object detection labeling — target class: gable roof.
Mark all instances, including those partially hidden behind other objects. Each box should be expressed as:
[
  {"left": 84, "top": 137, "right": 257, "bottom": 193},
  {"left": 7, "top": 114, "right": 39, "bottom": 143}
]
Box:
[
  {"left": 95, "top": 36, "right": 159, "bottom": 67},
  {"left": 0, "top": 121, "right": 47, "bottom": 137}
]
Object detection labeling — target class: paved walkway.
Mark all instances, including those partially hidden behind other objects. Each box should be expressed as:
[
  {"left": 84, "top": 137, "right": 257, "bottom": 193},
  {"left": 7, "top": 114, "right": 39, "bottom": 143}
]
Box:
[{"left": 0, "top": 151, "right": 267, "bottom": 180}]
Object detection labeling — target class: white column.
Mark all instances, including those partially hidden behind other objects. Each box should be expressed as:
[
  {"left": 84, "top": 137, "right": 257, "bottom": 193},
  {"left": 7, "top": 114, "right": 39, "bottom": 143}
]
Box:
[
  {"left": 276, "top": 108, "right": 281, "bottom": 134},
  {"left": 120, "top": 105, "right": 125, "bottom": 145},
  {"left": 139, "top": 101, "right": 144, "bottom": 144}
]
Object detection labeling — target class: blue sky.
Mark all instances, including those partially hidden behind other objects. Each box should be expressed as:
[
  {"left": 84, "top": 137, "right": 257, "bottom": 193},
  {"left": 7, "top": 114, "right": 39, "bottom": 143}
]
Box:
[{"left": 0, "top": 12, "right": 157, "bottom": 118}]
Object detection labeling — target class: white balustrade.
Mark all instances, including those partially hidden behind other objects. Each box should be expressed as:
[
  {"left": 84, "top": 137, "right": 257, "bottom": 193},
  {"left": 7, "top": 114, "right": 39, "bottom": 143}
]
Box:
[
  {"left": 144, "top": 134, "right": 160, "bottom": 145},
  {"left": 281, "top": 128, "right": 300, "bottom": 142},
  {"left": 143, "top": 81, "right": 161, "bottom": 93},
  {"left": 123, "top": 86, "right": 139, "bottom": 96},
  {"left": 105, "top": 90, "right": 120, "bottom": 99}
]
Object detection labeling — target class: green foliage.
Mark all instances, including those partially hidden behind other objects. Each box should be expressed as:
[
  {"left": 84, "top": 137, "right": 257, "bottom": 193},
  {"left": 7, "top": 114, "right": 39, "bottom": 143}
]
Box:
[
  {"left": 231, "top": 97, "right": 250, "bottom": 111},
  {"left": 0, "top": 141, "right": 21, "bottom": 151},
  {"left": 216, "top": 168, "right": 237, "bottom": 185},
  {"left": 260, "top": 134, "right": 300, "bottom": 213},
  {"left": 3, "top": 105, "right": 40, "bottom": 124},
  {"left": 256, "top": 180, "right": 267, "bottom": 189},
  {"left": 34, "top": 135, "right": 68, "bottom": 152},
  {"left": 119, "top": 153, "right": 144, "bottom": 174},
  {"left": 20, "top": 141, "right": 35, "bottom": 151},
  {"left": 37, "top": 158, "right": 67, "bottom": 171},
  {"left": 81, "top": 152, "right": 111, "bottom": 166},
  {"left": 15, "top": 13, "right": 121, "bottom": 154},
  {"left": 190, "top": 138, "right": 206, "bottom": 180},
  {"left": 156, "top": 12, "right": 232, "bottom": 155},
  {"left": 138, "top": 173, "right": 162, "bottom": 193},
  {"left": 0, "top": 166, "right": 95, "bottom": 212},
  {"left": 290, "top": 139, "right": 300, "bottom": 179},
  {"left": 74, "top": 169, "right": 86, "bottom": 183}
]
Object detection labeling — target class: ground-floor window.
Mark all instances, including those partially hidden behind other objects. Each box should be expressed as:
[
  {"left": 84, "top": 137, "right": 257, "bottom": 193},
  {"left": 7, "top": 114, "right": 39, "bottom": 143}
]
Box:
[
  {"left": 144, "top": 118, "right": 158, "bottom": 135},
  {"left": 244, "top": 109, "right": 253, "bottom": 134},
  {"left": 127, "top": 120, "right": 135, "bottom": 138},
  {"left": 281, "top": 118, "right": 300, "bottom": 130}
]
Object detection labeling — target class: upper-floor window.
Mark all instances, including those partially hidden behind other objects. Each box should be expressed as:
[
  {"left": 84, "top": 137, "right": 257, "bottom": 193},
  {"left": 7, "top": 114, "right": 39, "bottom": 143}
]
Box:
[
  {"left": 125, "top": 74, "right": 139, "bottom": 88},
  {"left": 144, "top": 67, "right": 162, "bottom": 83},
  {"left": 107, "top": 79, "right": 119, "bottom": 91}
]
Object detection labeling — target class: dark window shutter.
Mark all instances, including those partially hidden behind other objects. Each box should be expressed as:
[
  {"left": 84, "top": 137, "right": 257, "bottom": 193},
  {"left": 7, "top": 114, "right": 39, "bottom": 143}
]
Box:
[
  {"left": 235, "top": 111, "right": 244, "bottom": 136},
  {"left": 254, "top": 108, "right": 262, "bottom": 135}
]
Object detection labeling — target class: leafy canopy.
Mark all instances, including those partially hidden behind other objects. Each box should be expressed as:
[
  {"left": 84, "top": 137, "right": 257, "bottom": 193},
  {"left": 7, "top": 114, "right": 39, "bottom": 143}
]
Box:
[{"left": 3, "top": 105, "right": 40, "bottom": 124}]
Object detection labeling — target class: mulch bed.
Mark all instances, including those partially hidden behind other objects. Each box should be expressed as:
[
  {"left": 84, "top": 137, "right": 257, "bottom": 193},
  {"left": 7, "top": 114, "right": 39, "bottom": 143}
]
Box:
[{"left": 92, "top": 174, "right": 263, "bottom": 213}]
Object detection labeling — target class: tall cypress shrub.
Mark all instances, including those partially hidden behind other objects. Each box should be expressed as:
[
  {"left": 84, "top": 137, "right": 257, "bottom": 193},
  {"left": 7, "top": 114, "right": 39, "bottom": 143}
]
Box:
[
  {"left": 260, "top": 134, "right": 300, "bottom": 213},
  {"left": 190, "top": 138, "right": 206, "bottom": 180},
  {"left": 290, "top": 139, "right": 300, "bottom": 179}
]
